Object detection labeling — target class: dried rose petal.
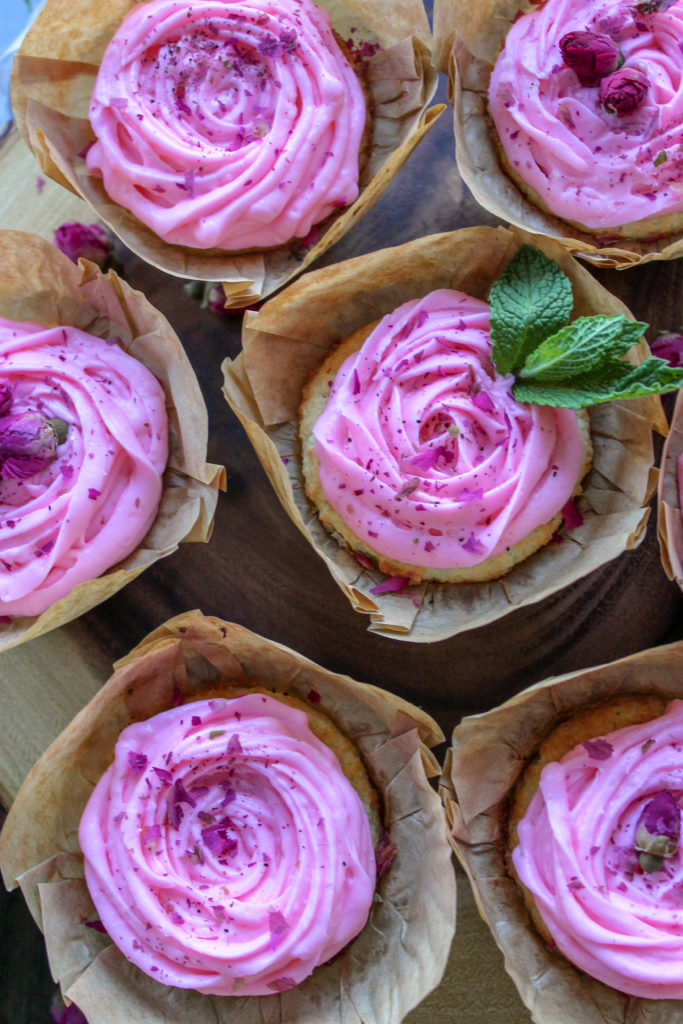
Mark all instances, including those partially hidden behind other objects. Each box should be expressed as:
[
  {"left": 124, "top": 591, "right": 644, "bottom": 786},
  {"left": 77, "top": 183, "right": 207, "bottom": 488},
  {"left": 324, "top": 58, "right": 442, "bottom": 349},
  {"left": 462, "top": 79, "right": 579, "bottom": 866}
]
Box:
[
  {"left": 375, "top": 828, "right": 398, "bottom": 877},
  {"left": 635, "top": 790, "right": 680, "bottom": 869},
  {"left": 202, "top": 818, "right": 238, "bottom": 857},
  {"left": 266, "top": 977, "right": 298, "bottom": 992},
  {"left": 127, "top": 751, "right": 148, "bottom": 776},
  {"left": 582, "top": 737, "right": 614, "bottom": 760},
  {"left": 650, "top": 333, "right": 683, "bottom": 368},
  {"left": 267, "top": 909, "right": 289, "bottom": 950},
  {"left": 562, "top": 499, "right": 583, "bottom": 530},
  {"left": 84, "top": 918, "right": 108, "bottom": 933},
  {"left": 600, "top": 67, "right": 649, "bottom": 115},
  {"left": 53, "top": 222, "right": 112, "bottom": 267},
  {"left": 369, "top": 576, "right": 410, "bottom": 595},
  {"left": 559, "top": 31, "right": 621, "bottom": 85},
  {"left": 0, "top": 380, "right": 12, "bottom": 416},
  {"left": 630, "top": 0, "right": 678, "bottom": 11},
  {"left": 50, "top": 991, "right": 89, "bottom": 1024},
  {"left": 0, "top": 412, "right": 58, "bottom": 480}
]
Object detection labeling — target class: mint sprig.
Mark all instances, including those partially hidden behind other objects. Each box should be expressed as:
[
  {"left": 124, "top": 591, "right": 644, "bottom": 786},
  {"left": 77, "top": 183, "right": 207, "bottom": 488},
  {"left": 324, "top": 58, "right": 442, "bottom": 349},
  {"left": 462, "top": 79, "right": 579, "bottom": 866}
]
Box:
[
  {"left": 489, "top": 246, "right": 573, "bottom": 375},
  {"left": 489, "top": 246, "right": 683, "bottom": 407}
]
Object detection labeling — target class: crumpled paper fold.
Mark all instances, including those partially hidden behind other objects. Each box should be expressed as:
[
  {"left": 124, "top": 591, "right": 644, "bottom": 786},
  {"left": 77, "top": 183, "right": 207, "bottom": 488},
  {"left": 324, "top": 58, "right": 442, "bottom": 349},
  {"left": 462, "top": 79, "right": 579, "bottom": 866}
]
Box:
[
  {"left": 222, "top": 225, "right": 663, "bottom": 642},
  {"left": 0, "top": 610, "right": 455, "bottom": 1024},
  {"left": 431, "top": 0, "right": 683, "bottom": 269},
  {"left": 12, "top": 0, "right": 441, "bottom": 302},
  {"left": 658, "top": 390, "right": 683, "bottom": 587},
  {"left": 0, "top": 230, "right": 224, "bottom": 653},
  {"left": 440, "top": 640, "right": 683, "bottom": 1024}
]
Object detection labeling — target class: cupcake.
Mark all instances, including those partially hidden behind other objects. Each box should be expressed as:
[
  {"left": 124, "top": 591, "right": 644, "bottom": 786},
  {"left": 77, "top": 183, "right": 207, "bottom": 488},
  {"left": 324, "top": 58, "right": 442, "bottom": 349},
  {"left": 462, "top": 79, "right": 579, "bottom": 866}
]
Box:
[
  {"left": 0, "top": 230, "right": 222, "bottom": 653},
  {"left": 0, "top": 611, "right": 455, "bottom": 1024},
  {"left": 85, "top": 0, "right": 370, "bottom": 252},
  {"left": 441, "top": 640, "right": 683, "bottom": 1022},
  {"left": 12, "top": 0, "right": 438, "bottom": 302},
  {"left": 223, "top": 226, "right": 664, "bottom": 641},
  {"left": 298, "top": 287, "right": 592, "bottom": 585},
  {"left": 508, "top": 695, "right": 683, "bottom": 998},
  {"left": 0, "top": 315, "right": 167, "bottom": 617},
  {"left": 432, "top": 0, "right": 683, "bottom": 266}
]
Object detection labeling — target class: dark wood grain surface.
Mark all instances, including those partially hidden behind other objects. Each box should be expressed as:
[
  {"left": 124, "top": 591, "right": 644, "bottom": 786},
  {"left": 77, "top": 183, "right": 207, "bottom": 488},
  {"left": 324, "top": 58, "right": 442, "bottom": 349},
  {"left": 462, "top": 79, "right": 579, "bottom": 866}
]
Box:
[{"left": 2, "top": 63, "right": 683, "bottom": 1024}]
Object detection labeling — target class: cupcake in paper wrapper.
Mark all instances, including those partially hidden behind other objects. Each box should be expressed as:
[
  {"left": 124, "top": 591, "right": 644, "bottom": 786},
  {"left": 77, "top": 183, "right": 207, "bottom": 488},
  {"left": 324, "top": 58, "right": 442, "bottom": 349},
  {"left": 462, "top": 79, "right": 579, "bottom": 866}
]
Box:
[
  {"left": 221, "top": 225, "right": 663, "bottom": 642},
  {"left": 0, "top": 230, "right": 223, "bottom": 653},
  {"left": 432, "top": 0, "right": 683, "bottom": 269},
  {"left": 0, "top": 610, "right": 455, "bottom": 1024},
  {"left": 439, "top": 640, "right": 683, "bottom": 1024},
  {"left": 11, "top": 0, "right": 441, "bottom": 305}
]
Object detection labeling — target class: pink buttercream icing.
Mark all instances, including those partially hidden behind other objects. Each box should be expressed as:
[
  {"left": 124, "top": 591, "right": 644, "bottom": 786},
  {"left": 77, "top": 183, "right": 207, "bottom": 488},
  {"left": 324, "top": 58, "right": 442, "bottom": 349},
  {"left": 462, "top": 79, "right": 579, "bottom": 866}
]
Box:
[
  {"left": 79, "top": 693, "right": 376, "bottom": 995},
  {"left": 86, "top": 0, "right": 366, "bottom": 250},
  {"left": 0, "top": 318, "right": 167, "bottom": 617},
  {"left": 513, "top": 700, "right": 683, "bottom": 997},
  {"left": 488, "top": 0, "right": 683, "bottom": 230},
  {"left": 312, "top": 290, "right": 583, "bottom": 570}
]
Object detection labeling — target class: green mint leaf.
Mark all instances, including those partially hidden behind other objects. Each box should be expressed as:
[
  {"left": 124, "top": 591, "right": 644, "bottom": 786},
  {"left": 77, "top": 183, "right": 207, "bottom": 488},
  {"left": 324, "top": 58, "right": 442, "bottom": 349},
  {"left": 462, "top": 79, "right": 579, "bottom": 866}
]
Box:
[
  {"left": 512, "top": 357, "right": 683, "bottom": 408},
  {"left": 489, "top": 245, "right": 573, "bottom": 375},
  {"left": 518, "top": 316, "right": 648, "bottom": 382}
]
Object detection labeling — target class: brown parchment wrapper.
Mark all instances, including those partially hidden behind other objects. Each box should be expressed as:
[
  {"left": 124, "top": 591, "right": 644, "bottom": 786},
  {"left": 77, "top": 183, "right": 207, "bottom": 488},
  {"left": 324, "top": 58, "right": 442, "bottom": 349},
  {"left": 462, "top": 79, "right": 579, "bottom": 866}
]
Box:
[
  {"left": 439, "top": 639, "right": 683, "bottom": 1024},
  {"left": 658, "top": 390, "right": 683, "bottom": 587},
  {"left": 11, "top": 0, "right": 441, "bottom": 304},
  {"left": 221, "top": 225, "right": 664, "bottom": 642},
  {"left": 431, "top": 0, "right": 683, "bottom": 270},
  {"left": 0, "top": 231, "right": 224, "bottom": 654},
  {"left": 0, "top": 610, "right": 455, "bottom": 1024}
]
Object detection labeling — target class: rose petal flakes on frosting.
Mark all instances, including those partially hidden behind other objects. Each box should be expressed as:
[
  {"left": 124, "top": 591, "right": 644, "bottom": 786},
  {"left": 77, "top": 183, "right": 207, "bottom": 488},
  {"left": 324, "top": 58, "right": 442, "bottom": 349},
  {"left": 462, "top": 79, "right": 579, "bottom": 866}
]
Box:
[
  {"left": 0, "top": 317, "right": 167, "bottom": 617},
  {"left": 86, "top": 0, "right": 367, "bottom": 250},
  {"left": 78, "top": 693, "right": 376, "bottom": 996},
  {"left": 313, "top": 291, "right": 584, "bottom": 571}
]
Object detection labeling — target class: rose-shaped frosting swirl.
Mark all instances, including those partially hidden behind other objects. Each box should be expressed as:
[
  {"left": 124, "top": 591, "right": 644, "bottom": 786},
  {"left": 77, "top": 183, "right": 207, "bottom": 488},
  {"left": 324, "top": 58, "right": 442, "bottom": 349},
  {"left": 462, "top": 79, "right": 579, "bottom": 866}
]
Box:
[
  {"left": 86, "top": 0, "right": 366, "bottom": 250},
  {"left": 489, "top": 0, "right": 683, "bottom": 229},
  {"left": 312, "top": 290, "right": 583, "bottom": 570},
  {"left": 0, "top": 318, "right": 167, "bottom": 617},
  {"left": 79, "top": 694, "right": 376, "bottom": 994},
  {"left": 513, "top": 701, "right": 683, "bottom": 997}
]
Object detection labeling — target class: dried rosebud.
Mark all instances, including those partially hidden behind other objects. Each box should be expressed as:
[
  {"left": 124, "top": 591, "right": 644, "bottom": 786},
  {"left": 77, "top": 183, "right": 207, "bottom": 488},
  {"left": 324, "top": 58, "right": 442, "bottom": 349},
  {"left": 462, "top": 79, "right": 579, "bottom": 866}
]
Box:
[
  {"left": 559, "top": 31, "right": 621, "bottom": 85},
  {"left": 0, "top": 412, "right": 58, "bottom": 480},
  {"left": 650, "top": 333, "right": 683, "bottom": 368},
  {"left": 634, "top": 789, "right": 680, "bottom": 871},
  {"left": 0, "top": 379, "right": 12, "bottom": 416},
  {"left": 53, "top": 222, "right": 112, "bottom": 267},
  {"left": 202, "top": 283, "right": 228, "bottom": 315},
  {"left": 600, "top": 67, "right": 649, "bottom": 116}
]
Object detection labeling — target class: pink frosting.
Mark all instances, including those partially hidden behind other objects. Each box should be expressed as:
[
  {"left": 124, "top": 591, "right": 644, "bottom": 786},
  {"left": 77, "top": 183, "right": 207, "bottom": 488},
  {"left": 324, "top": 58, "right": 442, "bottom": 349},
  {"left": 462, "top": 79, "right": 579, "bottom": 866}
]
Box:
[
  {"left": 0, "top": 318, "right": 167, "bottom": 617},
  {"left": 86, "top": 0, "right": 366, "bottom": 250},
  {"left": 489, "top": 0, "right": 683, "bottom": 230},
  {"left": 312, "top": 290, "right": 583, "bottom": 570},
  {"left": 79, "top": 693, "right": 376, "bottom": 995},
  {"left": 513, "top": 700, "right": 683, "bottom": 997}
]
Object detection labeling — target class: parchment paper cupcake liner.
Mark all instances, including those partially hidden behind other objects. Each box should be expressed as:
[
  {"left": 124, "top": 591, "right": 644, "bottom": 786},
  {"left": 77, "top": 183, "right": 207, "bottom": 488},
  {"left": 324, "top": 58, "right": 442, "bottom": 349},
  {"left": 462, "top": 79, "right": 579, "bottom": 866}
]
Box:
[
  {"left": 0, "top": 610, "right": 455, "bottom": 1024},
  {"left": 439, "top": 640, "right": 683, "bottom": 1024},
  {"left": 431, "top": 0, "right": 683, "bottom": 270},
  {"left": 221, "top": 224, "right": 663, "bottom": 642},
  {"left": 658, "top": 389, "right": 683, "bottom": 588},
  {"left": 11, "top": 0, "right": 442, "bottom": 304},
  {"left": 0, "top": 230, "right": 224, "bottom": 654}
]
